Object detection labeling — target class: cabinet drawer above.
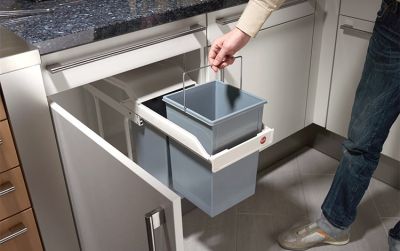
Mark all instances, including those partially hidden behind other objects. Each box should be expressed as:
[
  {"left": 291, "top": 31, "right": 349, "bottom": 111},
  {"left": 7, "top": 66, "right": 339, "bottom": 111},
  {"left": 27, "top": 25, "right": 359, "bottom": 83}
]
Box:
[
  {"left": 207, "top": 0, "right": 315, "bottom": 45},
  {"left": 341, "top": 0, "right": 381, "bottom": 22},
  {"left": 42, "top": 15, "right": 207, "bottom": 96}
]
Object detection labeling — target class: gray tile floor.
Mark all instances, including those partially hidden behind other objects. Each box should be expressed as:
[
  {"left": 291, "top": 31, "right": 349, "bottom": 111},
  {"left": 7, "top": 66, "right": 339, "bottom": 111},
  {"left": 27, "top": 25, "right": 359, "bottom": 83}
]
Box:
[{"left": 183, "top": 147, "right": 400, "bottom": 251}]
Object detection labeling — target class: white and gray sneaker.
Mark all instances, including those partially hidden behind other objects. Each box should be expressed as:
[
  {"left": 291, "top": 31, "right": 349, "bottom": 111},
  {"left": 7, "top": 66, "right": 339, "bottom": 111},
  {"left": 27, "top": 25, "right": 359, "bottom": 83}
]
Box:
[
  {"left": 389, "top": 236, "right": 400, "bottom": 251},
  {"left": 278, "top": 222, "right": 350, "bottom": 251}
]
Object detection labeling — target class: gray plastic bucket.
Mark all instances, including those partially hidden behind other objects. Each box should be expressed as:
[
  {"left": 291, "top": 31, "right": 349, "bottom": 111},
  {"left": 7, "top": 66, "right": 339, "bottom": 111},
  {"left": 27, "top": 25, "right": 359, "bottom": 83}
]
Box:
[
  {"left": 163, "top": 81, "right": 267, "bottom": 216},
  {"left": 169, "top": 139, "right": 259, "bottom": 217},
  {"left": 162, "top": 81, "right": 267, "bottom": 154},
  {"left": 130, "top": 97, "right": 171, "bottom": 187}
]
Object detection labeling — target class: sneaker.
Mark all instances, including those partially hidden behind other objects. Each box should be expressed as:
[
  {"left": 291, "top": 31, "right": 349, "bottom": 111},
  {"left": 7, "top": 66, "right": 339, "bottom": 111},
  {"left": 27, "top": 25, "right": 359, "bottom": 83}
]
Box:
[
  {"left": 389, "top": 236, "right": 400, "bottom": 251},
  {"left": 278, "top": 222, "right": 350, "bottom": 250}
]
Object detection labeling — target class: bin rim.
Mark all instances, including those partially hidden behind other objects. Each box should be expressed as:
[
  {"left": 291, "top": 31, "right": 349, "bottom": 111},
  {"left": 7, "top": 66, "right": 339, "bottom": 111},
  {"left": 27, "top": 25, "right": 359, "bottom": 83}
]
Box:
[{"left": 162, "top": 81, "right": 267, "bottom": 127}]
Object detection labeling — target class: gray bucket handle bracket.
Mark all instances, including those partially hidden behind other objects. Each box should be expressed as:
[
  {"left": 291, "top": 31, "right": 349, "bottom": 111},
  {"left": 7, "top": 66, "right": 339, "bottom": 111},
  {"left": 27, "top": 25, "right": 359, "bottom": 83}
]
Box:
[{"left": 182, "top": 55, "right": 243, "bottom": 112}]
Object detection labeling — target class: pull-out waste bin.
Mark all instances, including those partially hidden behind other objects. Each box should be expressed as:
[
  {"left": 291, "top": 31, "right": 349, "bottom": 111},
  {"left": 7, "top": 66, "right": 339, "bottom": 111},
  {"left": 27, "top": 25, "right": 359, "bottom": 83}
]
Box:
[{"left": 84, "top": 62, "right": 274, "bottom": 217}]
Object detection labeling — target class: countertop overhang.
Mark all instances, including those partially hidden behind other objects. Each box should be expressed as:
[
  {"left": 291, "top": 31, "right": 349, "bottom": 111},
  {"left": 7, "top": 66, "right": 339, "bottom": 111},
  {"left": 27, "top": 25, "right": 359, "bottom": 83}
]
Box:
[{"left": 0, "top": 0, "right": 247, "bottom": 55}]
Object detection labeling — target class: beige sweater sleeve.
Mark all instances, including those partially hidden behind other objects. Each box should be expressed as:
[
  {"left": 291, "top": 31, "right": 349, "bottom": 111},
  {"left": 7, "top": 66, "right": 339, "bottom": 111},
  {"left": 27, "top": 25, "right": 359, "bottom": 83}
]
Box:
[{"left": 236, "top": 0, "right": 285, "bottom": 37}]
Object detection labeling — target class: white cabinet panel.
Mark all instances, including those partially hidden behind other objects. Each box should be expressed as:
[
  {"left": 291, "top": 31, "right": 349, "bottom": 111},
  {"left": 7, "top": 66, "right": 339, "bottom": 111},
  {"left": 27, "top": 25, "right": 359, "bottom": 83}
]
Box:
[
  {"left": 223, "top": 16, "right": 314, "bottom": 144},
  {"left": 327, "top": 16, "right": 400, "bottom": 161},
  {"left": 207, "top": 0, "right": 315, "bottom": 45},
  {"left": 41, "top": 15, "right": 206, "bottom": 96},
  {"left": 341, "top": 0, "right": 381, "bottom": 22},
  {"left": 306, "top": 0, "right": 341, "bottom": 127},
  {"left": 51, "top": 102, "right": 184, "bottom": 251}
]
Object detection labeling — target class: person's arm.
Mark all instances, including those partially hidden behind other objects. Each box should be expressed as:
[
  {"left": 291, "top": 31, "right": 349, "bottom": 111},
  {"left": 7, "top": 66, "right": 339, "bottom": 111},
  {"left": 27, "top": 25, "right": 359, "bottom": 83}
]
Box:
[{"left": 208, "top": 0, "right": 285, "bottom": 72}]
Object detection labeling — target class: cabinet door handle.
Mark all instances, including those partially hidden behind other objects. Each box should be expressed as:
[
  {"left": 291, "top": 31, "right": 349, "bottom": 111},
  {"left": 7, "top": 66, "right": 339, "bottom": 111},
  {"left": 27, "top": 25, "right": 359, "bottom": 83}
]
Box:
[
  {"left": 340, "top": 24, "right": 372, "bottom": 39},
  {"left": 0, "top": 182, "right": 15, "bottom": 197},
  {"left": 145, "top": 208, "right": 166, "bottom": 251},
  {"left": 47, "top": 24, "right": 206, "bottom": 74},
  {"left": 216, "top": 0, "right": 309, "bottom": 25},
  {"left": 0, "top": 223, "right": 28, "bottom": 245}
]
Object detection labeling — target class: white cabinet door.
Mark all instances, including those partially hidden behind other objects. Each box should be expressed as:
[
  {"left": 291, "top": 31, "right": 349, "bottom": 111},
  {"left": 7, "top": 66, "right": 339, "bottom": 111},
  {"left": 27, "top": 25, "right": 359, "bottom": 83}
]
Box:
[
  {"left": 222, "top": 16, "right": 314, "bottom": 143},
  {"left": 51, "top": 102, "right": 184, "bottom": 251},
  {"left": 327, "top": 16, "right": 400, "bottom": 161}
]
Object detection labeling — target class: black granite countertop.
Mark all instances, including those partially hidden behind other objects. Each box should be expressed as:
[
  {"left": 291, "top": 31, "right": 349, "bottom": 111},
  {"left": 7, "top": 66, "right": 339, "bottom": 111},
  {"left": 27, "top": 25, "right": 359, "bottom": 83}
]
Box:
[{"left": 0, "top": 0, "right": 247, "bottom": 54}]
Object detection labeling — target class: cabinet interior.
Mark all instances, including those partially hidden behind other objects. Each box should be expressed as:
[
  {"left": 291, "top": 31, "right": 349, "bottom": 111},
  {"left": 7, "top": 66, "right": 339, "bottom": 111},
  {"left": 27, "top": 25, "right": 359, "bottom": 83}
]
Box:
[{"left": 50, "top": 50, "right": 201, "bottom": 157}]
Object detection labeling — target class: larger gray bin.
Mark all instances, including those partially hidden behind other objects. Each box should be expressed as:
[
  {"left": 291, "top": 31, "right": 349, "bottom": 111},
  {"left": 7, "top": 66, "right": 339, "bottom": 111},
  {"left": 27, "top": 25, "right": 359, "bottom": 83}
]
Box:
[
  {"left": 163, "top": 81, "right": 267, "bottom": 217},
  {"left": 163, "top": 81, "right": 267, "bottom": 154}
]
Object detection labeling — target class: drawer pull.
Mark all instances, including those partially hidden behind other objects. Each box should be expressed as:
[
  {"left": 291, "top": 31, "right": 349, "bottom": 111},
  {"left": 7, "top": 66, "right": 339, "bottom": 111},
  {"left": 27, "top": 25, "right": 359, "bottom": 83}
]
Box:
[
  {"left": 340, "top": 24, "right": 372, "bottom": 38},
  {"left": 0, "top": 182, "right": 15, "bottom": 197},
  {"left": 0, "top": 139, "right": 3, "bottom": 145},
  {"left": 145, "top": 208, "right": 165, "bottom": 251},
  {"left": 0, "top": 223, "right": 28, "bottom": 245},
  {"left": 216, "top": 0, "right": 308, "bottom": 25},
  {"left": 47, "top": 24, "right": 206, "bottom": 74}
]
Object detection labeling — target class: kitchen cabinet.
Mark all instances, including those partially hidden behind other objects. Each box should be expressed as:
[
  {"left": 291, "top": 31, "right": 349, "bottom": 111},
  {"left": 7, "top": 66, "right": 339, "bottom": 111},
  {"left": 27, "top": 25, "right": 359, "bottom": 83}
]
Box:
[
  {"left": 208, "top": 0, "right": 315, "bottom": 143},
  {"left": 48, "top": 53, "right": 273, "bottom": 250},
  {"left": 327, "top": 16, "right": 400, "bottom": 161},
  {"left": 0, "top": 90, "right": 43, "bottom": 250},
  {"left": 49, "top": 57, "right": 273, "bottom": 250}
]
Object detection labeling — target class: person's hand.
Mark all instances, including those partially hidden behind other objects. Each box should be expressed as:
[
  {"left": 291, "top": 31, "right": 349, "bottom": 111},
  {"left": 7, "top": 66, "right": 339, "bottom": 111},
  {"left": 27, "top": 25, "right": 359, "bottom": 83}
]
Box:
[{"left": 208, "top": 27, "right": 251, "bottom": 72}]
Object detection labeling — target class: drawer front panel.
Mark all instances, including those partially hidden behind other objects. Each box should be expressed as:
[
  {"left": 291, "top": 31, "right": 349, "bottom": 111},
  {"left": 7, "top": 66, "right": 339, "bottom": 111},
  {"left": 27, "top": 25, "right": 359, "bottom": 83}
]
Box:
[
  {"left": 340, "top": 0, "right": 381, "bottom": 22},
  {"left": 207, "top": 0, "right": 315, "bottom": 45},
  {"left": 0, "top": 167, "right": 31, "bottom": 220},
  {"left": 0, "top": 98, "right": 6, "bottom": 121},
  {"left": 0, "top": 120, "right": 19, "bottom": 173},
  {"left": 50, "top": 102, "right": 184, "bottom": 251},
  {"left": 0, "top": 208, "right": 43, "bottom": 251},
  {"left": 42, "top": 15, "right": 207, "bottom": 96}
]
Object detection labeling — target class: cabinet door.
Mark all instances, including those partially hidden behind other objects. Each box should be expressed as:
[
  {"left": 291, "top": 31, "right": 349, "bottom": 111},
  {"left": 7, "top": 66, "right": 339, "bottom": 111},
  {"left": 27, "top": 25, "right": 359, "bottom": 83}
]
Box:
[
  {"left": 51, "top": 102, "right": 184, "bottom": 251},
  {"left": 223, "top": 16, "right": 314, "bottom": 143},
  {"left": 327, "top": 16, "right": 400, "bottom": 161}
]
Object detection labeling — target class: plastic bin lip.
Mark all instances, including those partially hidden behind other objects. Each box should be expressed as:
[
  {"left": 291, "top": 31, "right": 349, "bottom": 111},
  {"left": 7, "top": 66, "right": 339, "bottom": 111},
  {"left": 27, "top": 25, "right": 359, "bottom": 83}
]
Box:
[{"left": 162, "top": 81, "right": 267, "bottom": 126}]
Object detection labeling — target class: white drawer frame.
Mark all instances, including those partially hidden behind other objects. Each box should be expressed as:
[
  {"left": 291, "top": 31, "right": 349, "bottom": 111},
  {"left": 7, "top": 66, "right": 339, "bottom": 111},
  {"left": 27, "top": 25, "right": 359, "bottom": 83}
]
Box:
[{"left": 41, "top": 15, "right": 207, "bottom": 96}]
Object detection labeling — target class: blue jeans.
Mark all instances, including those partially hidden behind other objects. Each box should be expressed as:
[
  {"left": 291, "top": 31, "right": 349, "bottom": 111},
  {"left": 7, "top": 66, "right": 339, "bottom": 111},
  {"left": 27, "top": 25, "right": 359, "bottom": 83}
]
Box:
[{"left": 321, "top": 0, "right": 400, "bottom": 241}]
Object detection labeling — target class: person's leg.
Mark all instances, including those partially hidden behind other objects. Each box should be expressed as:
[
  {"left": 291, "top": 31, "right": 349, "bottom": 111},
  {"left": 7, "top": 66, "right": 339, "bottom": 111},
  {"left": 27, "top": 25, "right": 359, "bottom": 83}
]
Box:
[
  {"left": 279, "top": 1, "right": 400, "bottom": 249},
  {"left": 321, "top": 0, "right": 400, "bottom": 230}
]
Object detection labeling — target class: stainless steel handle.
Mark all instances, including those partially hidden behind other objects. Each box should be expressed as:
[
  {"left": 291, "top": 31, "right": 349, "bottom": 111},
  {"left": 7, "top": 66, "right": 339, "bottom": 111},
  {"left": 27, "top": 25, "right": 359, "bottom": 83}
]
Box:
[
  {"left": 0, "top": 182, "right": 15, "bottom": 197},
  {"left": 0, "top": 223, "right": 28, "bottom": 245},
  {"left": 216, "top": 0, "right": 309, "bottom": 25},
  {"left": 182, "top": 55, "right": 243, "bottom": 112},
  {"left": 145, "top": 208, "right": 165, "bottom": 251},
  {"left": 340, "top": 24, "right": 373, "bottom": 38},
  {"left": 0, "top": 9, "right": 53, "bottom": 17},
  {"left": 47, "top": 24, "right": 206, "bottom": 74}
]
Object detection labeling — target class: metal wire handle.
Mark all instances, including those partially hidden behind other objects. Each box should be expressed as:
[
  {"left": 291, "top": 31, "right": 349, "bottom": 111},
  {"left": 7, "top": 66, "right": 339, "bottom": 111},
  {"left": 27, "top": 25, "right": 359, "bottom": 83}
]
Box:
[{"left": 182, "top": 55, "right": 243, "bottom": 112}]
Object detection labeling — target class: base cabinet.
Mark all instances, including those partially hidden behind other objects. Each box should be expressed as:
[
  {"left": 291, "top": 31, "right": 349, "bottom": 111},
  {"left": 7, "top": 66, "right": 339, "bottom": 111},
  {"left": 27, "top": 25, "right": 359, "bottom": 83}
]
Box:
[{"left": 327, "top": 16, "right": 400, "bottom": 161}]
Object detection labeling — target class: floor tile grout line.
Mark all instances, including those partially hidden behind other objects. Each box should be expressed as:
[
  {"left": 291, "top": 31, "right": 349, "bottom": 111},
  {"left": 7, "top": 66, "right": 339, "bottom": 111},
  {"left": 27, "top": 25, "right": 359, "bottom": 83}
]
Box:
[
  {"left": 296, "top": 154, "right": 312, "bottom": 221},
  {"left": 368, "top": 179, "right": 394, "bottom": 239},
  {"left": 235, "top": 206, "right": 239, "bottom": 251},
  {"left": 235, "top": 212, "right": 310, "bottom": 217}
]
